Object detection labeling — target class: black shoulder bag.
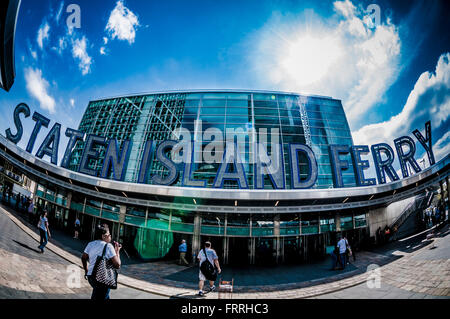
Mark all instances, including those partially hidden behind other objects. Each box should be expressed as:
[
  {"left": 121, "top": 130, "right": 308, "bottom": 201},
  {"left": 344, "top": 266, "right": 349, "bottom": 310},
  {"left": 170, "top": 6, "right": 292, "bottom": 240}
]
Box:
[
  {"left": 92, "top": 243, "right": 118, "bottom": 289},
  {"left": 200, "top": 248, "right": 217, "bottom": 281}
]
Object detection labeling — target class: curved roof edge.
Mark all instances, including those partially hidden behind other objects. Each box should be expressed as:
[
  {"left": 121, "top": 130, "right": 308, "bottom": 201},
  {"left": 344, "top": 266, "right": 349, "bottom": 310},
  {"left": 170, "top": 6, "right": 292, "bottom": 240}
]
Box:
[{"left": 89, "top": 89, "right": 335, "bottom": 104}]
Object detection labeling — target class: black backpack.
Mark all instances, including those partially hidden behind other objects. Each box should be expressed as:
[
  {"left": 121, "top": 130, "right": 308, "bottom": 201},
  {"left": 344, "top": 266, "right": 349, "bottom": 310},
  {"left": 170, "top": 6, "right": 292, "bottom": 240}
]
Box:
[{"left": 200, "top": 248, "right": 217, "bottom": 281}]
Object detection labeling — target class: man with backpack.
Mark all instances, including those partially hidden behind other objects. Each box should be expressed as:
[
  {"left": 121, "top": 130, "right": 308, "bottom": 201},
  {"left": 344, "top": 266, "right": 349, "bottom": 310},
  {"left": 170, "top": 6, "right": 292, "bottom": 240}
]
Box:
[{"left": 197, "top": 241, "right": 221, "bottom": 296}]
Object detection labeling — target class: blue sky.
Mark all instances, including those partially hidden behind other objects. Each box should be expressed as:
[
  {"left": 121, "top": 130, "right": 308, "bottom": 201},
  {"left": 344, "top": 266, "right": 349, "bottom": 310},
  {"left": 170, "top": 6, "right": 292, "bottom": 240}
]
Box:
[{"left": 0, "top": 0, "right": 449, "bottom": 180}]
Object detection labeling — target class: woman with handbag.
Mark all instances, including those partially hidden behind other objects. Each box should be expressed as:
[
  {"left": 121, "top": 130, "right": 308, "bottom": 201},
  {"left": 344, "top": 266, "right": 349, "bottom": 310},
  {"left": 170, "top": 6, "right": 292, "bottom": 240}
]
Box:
[{"left": 81, "top": 224, "right": 121, "bottom": 300}]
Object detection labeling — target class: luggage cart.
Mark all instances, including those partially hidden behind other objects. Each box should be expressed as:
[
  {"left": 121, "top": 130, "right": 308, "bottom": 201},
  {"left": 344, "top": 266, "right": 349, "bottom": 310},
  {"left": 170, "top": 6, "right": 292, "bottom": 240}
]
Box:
[{"left": 218, "top": 277, "right": 234, "bottom": 299}]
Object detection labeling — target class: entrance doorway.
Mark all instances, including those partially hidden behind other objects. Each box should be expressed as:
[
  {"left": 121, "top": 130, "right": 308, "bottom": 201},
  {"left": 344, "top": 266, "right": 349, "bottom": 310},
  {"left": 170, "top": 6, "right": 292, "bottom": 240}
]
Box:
[
  {"left": 227, "top": 237, "right": 250, "bottom": 265},
  {"left": 283, "top": 236, "right": 302, "bottom": 264},
  {"left": 255, "top": 237, "right": 276, "bottom": 265}
]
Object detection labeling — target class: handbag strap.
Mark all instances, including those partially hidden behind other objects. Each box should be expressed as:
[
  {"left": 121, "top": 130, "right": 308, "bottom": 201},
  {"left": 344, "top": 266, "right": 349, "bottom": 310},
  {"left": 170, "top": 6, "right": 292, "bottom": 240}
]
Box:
[{"left": 101, "top": 242, "right": 109, "bottom": 258}]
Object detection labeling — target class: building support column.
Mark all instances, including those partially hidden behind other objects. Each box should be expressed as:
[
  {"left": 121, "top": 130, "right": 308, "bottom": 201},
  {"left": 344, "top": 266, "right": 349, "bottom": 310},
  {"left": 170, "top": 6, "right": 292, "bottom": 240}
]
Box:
[
  {"left": 249, "top": 237, "right": 255, "bottom": 265},
  {"left": 352, "top": 212, "right": 356, "bottom": 229},
  {"left": 117, "top": 205, "right": 126, "bottom": 242},
  {"left": 274, "top": 214, "right": 281, "bottom": 264},
  {"left": 192, "top": 212, "right": 201, "bottom": 263},
  {"left": 249, "top": 215, "right": 255, "bottom": 265},
  {"left": 223, "top": 236, "right": 228, "bottom": 265},
  {"left": 335, "top": 213, "right": 341, "bottom": 233},
  {"left": 223, "top": 215, "right": 228, "bottom": 264},
  {"left": 66, "top": 192, "right": 72, "bottom": 210}
]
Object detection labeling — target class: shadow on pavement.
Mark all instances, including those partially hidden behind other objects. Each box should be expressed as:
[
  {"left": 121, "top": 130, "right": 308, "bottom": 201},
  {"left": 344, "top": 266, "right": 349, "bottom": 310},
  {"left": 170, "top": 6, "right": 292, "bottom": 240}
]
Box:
[
  {"left": 12, "top": 239, "right": 41, "bottom": 254},
  {"left": 170, "top": 291, "right": 213, "bottom": 299},
  {"left": 164, "top": 260, "right": 358, "bottom": 287}
]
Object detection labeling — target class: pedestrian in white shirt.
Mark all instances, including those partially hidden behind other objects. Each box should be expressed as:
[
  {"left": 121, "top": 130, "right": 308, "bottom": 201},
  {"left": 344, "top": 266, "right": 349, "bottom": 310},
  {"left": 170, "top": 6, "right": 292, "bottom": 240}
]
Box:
[{"left": 337, "top": 235, "right": 347, "bottom": 269}]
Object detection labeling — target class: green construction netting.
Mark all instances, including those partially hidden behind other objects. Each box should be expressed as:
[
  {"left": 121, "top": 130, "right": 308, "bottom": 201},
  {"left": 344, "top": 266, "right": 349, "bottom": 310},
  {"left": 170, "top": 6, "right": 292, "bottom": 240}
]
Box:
[{"left": 134, "top": 219, "right": 173, "bottom": 260}]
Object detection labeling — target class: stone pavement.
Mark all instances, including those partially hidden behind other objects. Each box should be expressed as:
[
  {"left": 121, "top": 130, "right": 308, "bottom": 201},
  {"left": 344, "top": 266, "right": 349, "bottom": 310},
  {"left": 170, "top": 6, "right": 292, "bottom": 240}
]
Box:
[
  {"left": 0, "top": 204, "right": 164, "bottom": 299},
  {"left": 311, "top": 226, "right": 450, "bottom": 299},
  {"left": 1, "top": 203, "right": 449, "bottom": 299}
]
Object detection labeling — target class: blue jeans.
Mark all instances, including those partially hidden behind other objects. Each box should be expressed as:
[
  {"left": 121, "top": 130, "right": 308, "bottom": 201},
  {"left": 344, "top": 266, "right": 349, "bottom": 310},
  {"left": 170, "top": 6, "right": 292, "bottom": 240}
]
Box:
[
  {"left": 88, "top": 276, "right": 110, "bottom": 300},
  {"left": 38, "top": 229, "right": 48, "bottom": 251},
  {"left": 340, "top": 253, "right": 346, "bottom": 269},
  {"left": 331, "top": 252, "right": 338, "bottom": 269}
]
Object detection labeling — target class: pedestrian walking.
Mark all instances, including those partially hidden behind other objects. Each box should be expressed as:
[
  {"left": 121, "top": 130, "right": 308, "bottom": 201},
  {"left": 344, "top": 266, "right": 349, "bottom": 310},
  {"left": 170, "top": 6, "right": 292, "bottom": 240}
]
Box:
[
  {"left": 37, "top": 210, "right": 51, "bottom": 253},
  {"left": 1, "top": 185, "right": 6, "bottom": 202},
  {"left": 81, "top": 224, "right": 121, "bottom": 300},
  {"left": 74, "top": 217, "right": 81, "bottom": 239},
  {"left": 435, "top": 206, "right": 440, "bottom": 225},
  {"left": 336, "top": 235, "right": 347, "bottom": 269},
  {"left": 344, "top": 236, "right": 352, "bottom": 264},
  {"left": 376, "top": 227, "right": 382, "bottom": 245},
  {"left": 178, "top": 239, "right": 189, "bottom": 265},
  {"left": 197, "top": 241, "right": 221, "bottom": 296},
  {"left": 27, "top": 199, "right": 34, "bottom": 223},
  {"left": 330, "top": 244, "right": 340, "bottom": 270},
  {"left": 14, "top": 193, "right": 19, "bottom": 211}
]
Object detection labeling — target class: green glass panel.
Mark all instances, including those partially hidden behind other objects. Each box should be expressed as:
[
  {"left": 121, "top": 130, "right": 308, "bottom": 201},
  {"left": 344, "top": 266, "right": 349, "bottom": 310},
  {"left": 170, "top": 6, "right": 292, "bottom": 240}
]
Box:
[
  {"left": 201, "top": 225, "right": 223, "bottom": 235},
  {"left": 252, "top": 228, "right": 274, "bottom": 236},
  {"left": 125, "top": 215, "right": 146, "bottom": 227},
  {"left": 85, "top": 205, "right": 100, "bottom": 217},
  {"left": 355, "top": 219, "right": 367, "bottom": 227},
  {"left": 36, "top": 190, "right": 45, "bottom": 198},
  {"left": 70, "top": 202, "right": 84, "bottom": 212},
  {"left": 147, "top": 218, "right": 170, "bottom": 230},
  {"left": 134, "top": 227, "right": 173, "bottom": 260},
  {"left": 320, "top": 224, "right": 336, "bottom": 232},
  {"left": 226, "top": 227, "right": 250, "bottom": 236},
  {"left": 102, "top": 210, "right": 120, "bottom": 221},
  {"left": 341, "top": 221, "right": 353, "bottom": 230},
  {"left": 170, "top": 222, "right": 194, "bottom": 233},
  {"left": 302, "top": 225, "right": 319, "bottom": 234},
  {"left": 280, "top": 227, "right": 300, "bottom": 235}
]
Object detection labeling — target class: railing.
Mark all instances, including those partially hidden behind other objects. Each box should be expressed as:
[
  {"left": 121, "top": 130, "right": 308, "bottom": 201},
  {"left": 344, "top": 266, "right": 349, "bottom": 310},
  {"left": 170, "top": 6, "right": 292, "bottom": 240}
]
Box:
[{"left": 389, "top": 191, "right": 432, "bottom": 232}]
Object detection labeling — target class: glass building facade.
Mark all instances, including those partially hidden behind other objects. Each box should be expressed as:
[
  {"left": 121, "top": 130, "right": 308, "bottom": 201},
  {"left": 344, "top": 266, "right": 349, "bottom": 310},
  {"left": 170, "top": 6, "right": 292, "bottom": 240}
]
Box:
[
  {"left": 1, "top": 90, "right": 368, "bottom": 264},
  {"left": 67, "top": 91, "right": 356, "bottom": 189},
  {"left": 2, "top": 89, "right": 447, "bottom": 266}
]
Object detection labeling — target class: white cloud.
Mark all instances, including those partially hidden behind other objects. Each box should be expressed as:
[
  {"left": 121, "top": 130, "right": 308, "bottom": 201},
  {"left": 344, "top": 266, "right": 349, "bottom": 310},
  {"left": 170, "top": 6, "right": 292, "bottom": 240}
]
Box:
[
  {"left": 100, "top": 47, "right": 106, "bottom": 55},
  {"left": 72, "top": 36, "right": 92, "bottom": 75},
  {"left": 37, "top": 22, "right": 50, "bottom": 49},
  {"left": 30, "top": 49, "right": 37, "bottom": 60},
  {"left": 56, "top": 1, "right": 64, "bottom": 23},
  {"left": 24, "top": 67, "right": 56, "bottom": 114},
  {"left": 103, "top": 37, "right": 108, "bottom": 45},
  {"left": 52, "top": 37, "right": 67, "bottom": 55},
  {"left": 70, "top": 98, "right": 75, "bottom": 107},
  {"left": 249, "top": 0, "right": 401, "bottom": 128},
  {"left": 352, "top": 52, "right": 450, "bottom": 163},
  {"left": 105, "top": 1, "right": 140, "bottom": 44},
  {"left": 433, "top": 131, "right": 450, "bottom": 161}
]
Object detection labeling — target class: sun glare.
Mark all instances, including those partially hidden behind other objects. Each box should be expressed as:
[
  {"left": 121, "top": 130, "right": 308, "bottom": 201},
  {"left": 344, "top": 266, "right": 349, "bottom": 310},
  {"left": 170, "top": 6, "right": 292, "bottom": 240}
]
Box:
[{"left": 280, "top": 34, "right": 343, "bottom": 87}]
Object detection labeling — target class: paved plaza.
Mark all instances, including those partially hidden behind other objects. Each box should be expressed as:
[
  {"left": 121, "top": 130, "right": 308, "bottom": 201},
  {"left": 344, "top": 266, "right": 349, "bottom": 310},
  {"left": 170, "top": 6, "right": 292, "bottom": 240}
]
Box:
[{"left": 0, "top": 203, "right": 449, "bottom": 299}]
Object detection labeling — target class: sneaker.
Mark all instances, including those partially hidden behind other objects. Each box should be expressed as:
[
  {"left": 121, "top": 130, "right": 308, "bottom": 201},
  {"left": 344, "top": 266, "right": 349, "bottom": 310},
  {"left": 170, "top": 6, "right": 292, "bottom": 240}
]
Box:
[
  {"left": 208, "top": 285, "right": 216, "bottom": 292},
  {"left": 198, "top": 290, "right": 205, "bottom": 296}
]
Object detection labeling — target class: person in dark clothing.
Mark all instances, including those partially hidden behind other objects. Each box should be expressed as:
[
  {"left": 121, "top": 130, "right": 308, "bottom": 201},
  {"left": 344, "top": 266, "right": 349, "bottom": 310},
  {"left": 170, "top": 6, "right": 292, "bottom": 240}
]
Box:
[
  {"left": 376, "top": 227, "right": 382, "bottom": 245},
  {"left": 37, "top": 210, "right": 51, "bottom": 253},
  {"left": 331, "top": 245, "right": 340, "bottom": 270}
]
